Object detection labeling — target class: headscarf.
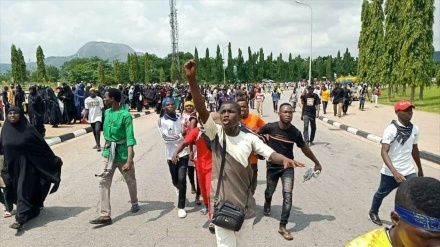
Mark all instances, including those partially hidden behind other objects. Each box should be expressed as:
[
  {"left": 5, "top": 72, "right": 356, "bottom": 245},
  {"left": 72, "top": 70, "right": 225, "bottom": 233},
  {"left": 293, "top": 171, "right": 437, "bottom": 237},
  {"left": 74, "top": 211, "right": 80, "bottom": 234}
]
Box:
[
  {"left": 391, "top": 120, "right": 413, "bottom": 145},
  {"left": 184, "top": 101, "right": 194, "bottom": 107},
  {"left": 1, "top": 106, "right": 62, "bottom": 194}
]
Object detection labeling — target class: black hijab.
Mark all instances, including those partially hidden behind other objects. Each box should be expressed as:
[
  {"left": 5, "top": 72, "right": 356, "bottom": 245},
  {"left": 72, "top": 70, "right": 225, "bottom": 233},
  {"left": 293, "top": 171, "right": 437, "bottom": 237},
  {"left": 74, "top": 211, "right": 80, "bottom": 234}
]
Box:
[{"left": 1, "top": 106, "right": 62, "bottom": 194}]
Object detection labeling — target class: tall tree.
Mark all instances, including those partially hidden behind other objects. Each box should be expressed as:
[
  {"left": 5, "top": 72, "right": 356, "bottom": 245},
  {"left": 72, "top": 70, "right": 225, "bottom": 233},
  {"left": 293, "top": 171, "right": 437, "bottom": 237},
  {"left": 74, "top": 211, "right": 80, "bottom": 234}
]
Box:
[
  {"left": 398, "top": 0, "right": 435, "bottom": 101},
  {"left": 113, "top": 60, "right": 122, "bottom": 83},
  {"left": 276, "top": 53, "right": 284, "bottom": 81},
  {"left": 97, "top": 63, "right": 105, "bottom": 85},
  {"left": 247, "top": 46, "right": 255, "bottom": 82},
  {"left": 144, "top": 54, "right": 151, "bottom": 83},
  {"left": 128, "top": 53, "right": 139, "bottom": 83},
  {"left": 170, "top": 61, "right": 178, "bottom": 82},
  {"left": 17, "top": 48, "right": 27, "bottom": 83},
  {"left": 382, "top": 0, "right": 403, "bottom": 98},
  {"left": 226, "top": 42, "right": 234, "bottom": 82},
  {"left": 257, "top": 48, "right": 264, "bottom": 80},
  {"left": 194, "top": 47, "right": 203, "bottom": 82},
  {"left": 236, "top": 48, "right": 245, "bottom": 82},
  {"left": 215, "top": 45, "right": 223, "bottom": 83},
  {"left": 10, "top": 45, "right": 19, "bottom": 84},
  {"left": 36, "top": 45, "right": 47, "bottom": 83},
  {"left": 325, "top": 55, "right": 334, "bottom": 80},
  {"left": 204, "top": 48, "right": 211, "bottom": 82},
  {"left": 334, "top": 50, "right": 342, "bottom": 78},
  {"left": 159, "top": 67, "right": 166, "bottom": 82}
]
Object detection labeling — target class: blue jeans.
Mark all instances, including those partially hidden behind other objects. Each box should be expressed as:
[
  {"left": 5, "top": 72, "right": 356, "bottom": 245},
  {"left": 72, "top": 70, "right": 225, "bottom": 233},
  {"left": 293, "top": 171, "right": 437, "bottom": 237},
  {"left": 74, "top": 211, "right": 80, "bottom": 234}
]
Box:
[
  {"left": 370, "top": 173, "right": 417, "bottom": 214},
  {"left": 265, "top": 166, "right": 294, "bottom": 227}
]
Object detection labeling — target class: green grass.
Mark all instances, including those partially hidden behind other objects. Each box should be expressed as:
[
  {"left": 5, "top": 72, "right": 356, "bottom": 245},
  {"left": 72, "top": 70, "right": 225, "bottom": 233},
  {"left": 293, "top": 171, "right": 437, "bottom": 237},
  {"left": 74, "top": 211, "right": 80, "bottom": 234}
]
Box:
[{"left": 378, "top": 86, "right": 440, "bottom": 113}]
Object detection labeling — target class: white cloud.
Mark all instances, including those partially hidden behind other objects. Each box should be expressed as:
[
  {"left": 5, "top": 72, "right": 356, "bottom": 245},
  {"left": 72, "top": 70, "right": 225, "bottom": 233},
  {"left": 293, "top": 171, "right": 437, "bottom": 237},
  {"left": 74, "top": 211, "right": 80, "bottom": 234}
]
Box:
[{"left": 0, "top": 0, "right": 438, "bottom": 64}]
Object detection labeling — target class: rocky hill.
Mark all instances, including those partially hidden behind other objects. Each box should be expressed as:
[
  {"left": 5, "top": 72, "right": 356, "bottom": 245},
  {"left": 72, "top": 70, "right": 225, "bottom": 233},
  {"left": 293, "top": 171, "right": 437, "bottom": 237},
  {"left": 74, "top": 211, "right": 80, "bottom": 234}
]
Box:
[{"left": 0, "top": 41, "right": 143, "bottom": 72}]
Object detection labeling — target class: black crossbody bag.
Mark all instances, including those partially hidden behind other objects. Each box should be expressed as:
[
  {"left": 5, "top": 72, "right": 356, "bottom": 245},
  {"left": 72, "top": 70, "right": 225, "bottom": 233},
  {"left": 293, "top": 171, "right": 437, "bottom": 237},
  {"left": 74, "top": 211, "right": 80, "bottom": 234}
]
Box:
[{"left": 212, "top": 131, "right": 250, "bottom": 232}]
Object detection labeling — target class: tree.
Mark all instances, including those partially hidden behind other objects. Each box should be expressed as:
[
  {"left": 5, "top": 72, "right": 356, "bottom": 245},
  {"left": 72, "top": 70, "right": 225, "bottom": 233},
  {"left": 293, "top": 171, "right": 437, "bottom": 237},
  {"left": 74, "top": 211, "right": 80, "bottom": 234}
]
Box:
[
  {"left": 325, "top": 55, "right": 334, "bottom": 80},
  {"left": 128, "top": 53, "right": 140, "bottom": 83},
  {"left": 276, "top": 53, "right": 284, "bottom": 81},
  {"left": 10, "top": 45, "right": 19, "bottom": 84},
  {"left": 382, "top": 0, "right": 403, "bottom": 99},
  {"left": 398, "top": 0, "right": 435, "bottom": 102},
  {"left": 97, "top": 63, "right": 105, "bottom": 85},
  {"left": 159, "top": 67, "right": 166, "bottom": 82},
  {"left": 144, "top": 54, "right": 151, "bottom": 83},
  {"left": 246, "top": 46, "right": 255, "bottom": 82},
  {"left": 46, "top": 65, "right": 60, "bottom": 82},
  {"left": 226, "top": 42, "right": 234, "bottom": 82},
  {"left": 215, "top": 45, "right": 223, "bottom": 83},
  {"left": 170, "top": 61, "right": 178, "bottom": 82},
  {"left": 204, "top": 48, "right": 211, "bottom": 82},
  {"left": 112, "top": 60, "right": 121, "bottom": 83},
  {"left": 17, "top": 48, "right": 27, "bottom": 83},
  {"left": 436, "top": 68, "right": 440, "bottom": 87},
  {"left": 236, "top": 48, "right": 245, "bottom": 82},
  {"left": 36, "top": 45, "right": 47, "bottom": 83},
  {"left": 194, "top": 47, "right": 203, "bottom": 82}
]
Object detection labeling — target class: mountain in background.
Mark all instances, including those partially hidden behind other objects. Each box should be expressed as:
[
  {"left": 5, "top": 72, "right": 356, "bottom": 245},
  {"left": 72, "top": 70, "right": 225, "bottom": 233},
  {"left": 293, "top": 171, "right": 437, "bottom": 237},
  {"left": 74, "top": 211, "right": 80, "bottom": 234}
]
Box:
[{"left": 0, "top": 41, "right": 144, "bottom": 73}]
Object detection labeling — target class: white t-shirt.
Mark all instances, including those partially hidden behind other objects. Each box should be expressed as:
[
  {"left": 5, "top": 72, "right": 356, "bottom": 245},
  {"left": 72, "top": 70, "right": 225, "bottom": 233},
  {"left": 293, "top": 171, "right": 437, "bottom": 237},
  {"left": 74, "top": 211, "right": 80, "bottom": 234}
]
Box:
[
  {"left": 207, "top": 93, "right": 215, "bottom": 104},
  {"left": 380, "top": 120, "right": 419, "bottom": 176},
  {"left": 157, "top": 114, "right": 189, "bottom": 160},
  {"left": 84, "top": 96, "right": 104, "bottom": 123}
]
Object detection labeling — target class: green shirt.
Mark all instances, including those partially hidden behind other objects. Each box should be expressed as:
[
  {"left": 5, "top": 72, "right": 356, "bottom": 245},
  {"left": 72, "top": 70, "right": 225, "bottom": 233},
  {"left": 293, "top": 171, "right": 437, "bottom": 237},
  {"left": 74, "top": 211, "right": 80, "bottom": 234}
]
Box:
[{"left": 102, "top": 108, "right": 137, "bottom": 163}]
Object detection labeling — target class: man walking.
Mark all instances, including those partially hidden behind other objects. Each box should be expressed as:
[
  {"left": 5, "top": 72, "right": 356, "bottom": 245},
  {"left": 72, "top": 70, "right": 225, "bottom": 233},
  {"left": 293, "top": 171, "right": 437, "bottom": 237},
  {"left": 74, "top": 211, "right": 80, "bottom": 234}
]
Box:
[
  {"left": 321, "top": 85, "right": 330, "bottom": 114},
  {"left": 255, "top": 88, "right": 265, "bottom": 117},
  {"left": 342, "top": 84, "right": 351, "bottom": 115},
  {"left": 185, "top": 59, "right": 305, "bottom": 246},
  {"left": 331, "top": 83, "right": 344, "bottom": 117},
  {"left": 237, "top": 98, "right": 266, "bottom": 195},
  {"left": 258, "top": 103, "right": 322, "bottom": 241},
  {"left": 158, "top": 98, "right": 190, "bottom": 218},
  {"left": 301, "top": 86, "right": 320, "bottom": 146},
  {"left": 89, "top": 88, "right": 139, "bottom": 226},
  {"left": 84, "top": 88, "right": 104, "bottom": 151},
  {"left": 368, "top": 100, "right": 423, "bottom": 226}
]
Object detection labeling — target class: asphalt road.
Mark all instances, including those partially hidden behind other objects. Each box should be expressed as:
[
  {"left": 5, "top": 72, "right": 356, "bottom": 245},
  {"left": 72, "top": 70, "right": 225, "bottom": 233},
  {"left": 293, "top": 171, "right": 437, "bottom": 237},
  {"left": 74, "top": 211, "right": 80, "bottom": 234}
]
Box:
[{"left": 1, "top": 91, "right": 439, "bottom": 247}]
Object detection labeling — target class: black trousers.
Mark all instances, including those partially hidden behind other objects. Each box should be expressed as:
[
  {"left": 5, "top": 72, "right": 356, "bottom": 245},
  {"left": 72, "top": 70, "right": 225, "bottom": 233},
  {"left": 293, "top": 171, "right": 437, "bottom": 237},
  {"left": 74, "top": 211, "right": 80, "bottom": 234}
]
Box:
[
  {"left": 167, "top": 156, "right": 189, "bottom": 209},
  {"left": 265, "top": 166, "right": 295, "bottom": 227},
  {"left": 90, "top": 121, "right": 102, "bottom": 146}
]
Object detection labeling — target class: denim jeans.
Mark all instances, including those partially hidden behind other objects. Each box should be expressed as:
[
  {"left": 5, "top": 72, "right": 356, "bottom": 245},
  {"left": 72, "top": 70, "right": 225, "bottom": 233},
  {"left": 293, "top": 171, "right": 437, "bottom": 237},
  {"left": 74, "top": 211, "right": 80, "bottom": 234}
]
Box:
[
  {"left": 303, "top": 115, "right": 316, "bottom": 143},
  {"left": 370, "top": 173, "right": 417, "bottom": 214},
  {"left": 359, "top": 96, "right": 366, "bottom": 109},
  {"left": 265, "top": 166, "right": 294, "bottom": 227},
  {"left": 322, "top": 101, "right": 328, "bottom": 113},
  {"left": 168, "top": 155, "right": 189, "bottom": 209}
]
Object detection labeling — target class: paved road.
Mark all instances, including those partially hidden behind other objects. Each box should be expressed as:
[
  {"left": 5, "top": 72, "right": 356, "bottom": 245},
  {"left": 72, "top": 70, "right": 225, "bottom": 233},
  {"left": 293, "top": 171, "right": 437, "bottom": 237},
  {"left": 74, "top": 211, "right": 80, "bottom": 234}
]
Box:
[{"left": 1, "top": 91, "right": 439, "bottom": 247}]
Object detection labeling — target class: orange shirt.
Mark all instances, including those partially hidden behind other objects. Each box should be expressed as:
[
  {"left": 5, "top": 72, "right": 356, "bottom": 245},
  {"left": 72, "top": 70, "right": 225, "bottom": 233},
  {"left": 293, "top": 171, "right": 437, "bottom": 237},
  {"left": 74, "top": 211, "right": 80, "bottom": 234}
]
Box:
[{"left": 242, "top": 113, "right": 266, "bottom": 164}]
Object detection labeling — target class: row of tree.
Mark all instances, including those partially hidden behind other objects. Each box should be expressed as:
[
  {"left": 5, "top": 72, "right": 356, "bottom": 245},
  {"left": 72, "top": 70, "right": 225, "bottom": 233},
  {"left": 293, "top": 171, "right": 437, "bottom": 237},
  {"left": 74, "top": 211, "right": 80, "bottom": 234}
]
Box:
[
  {"left": 5, "top": 43, "right": 361, "bottom": 86},
  {"left": 357, "top": 0, "right": 437, "bottom": 101}
]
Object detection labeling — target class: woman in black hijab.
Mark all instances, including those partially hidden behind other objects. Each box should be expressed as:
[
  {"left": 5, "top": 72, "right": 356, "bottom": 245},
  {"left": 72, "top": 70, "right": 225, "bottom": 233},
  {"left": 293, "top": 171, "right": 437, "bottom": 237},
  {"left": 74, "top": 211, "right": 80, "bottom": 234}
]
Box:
[{"left": 0, "top": 106, "right": 62, "bottom": 230}]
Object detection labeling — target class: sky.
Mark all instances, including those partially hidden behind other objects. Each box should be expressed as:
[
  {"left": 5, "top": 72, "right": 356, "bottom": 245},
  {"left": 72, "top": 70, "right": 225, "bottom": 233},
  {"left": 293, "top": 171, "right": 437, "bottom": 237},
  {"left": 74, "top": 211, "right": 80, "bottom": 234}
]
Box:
[{"left": 0, "top": 0, "right": 439, "bottom": 64}]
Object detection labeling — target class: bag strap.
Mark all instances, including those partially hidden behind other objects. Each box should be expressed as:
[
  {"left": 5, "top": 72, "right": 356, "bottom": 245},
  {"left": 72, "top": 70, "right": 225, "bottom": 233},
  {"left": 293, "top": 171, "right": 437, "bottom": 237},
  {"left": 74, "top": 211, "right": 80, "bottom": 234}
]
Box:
[{"left": 214, "top": 131, "right": 227, "bottom": 202}]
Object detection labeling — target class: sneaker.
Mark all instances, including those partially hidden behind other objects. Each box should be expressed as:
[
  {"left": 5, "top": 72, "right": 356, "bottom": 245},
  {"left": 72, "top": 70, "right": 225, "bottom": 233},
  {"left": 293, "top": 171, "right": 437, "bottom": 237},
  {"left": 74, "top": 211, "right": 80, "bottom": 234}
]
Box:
[
  {"left": 195, "top": 195, "right": 202, "bottom": 205},
  {"left": 131, "top": 203, "right": 140, "bottom": 213},
  {"left": 263, "top": 202, "right": 271, "bottom": 216},
  {"left": 89, "top": 216, "right": 112, "bottom": 225},
  {"left": 178, "top": 209, "right": 187, "bottom": 218},
  {"left": 368, "top": 212, "right": 383, "bottom": 226},
  {"left": 97, "top": 145, "right": 102, "bottom": 152}
]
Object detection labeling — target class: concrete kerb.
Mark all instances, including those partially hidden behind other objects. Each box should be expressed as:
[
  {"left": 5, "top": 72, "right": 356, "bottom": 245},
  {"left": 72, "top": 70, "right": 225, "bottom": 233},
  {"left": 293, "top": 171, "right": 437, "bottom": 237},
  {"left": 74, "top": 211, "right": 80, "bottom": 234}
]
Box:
[
  {"left": 317, "top": 116, "right": 440, "bottom": 165},
  {"left": 45, "top": 111, "right": 151, "bottom": 147}
]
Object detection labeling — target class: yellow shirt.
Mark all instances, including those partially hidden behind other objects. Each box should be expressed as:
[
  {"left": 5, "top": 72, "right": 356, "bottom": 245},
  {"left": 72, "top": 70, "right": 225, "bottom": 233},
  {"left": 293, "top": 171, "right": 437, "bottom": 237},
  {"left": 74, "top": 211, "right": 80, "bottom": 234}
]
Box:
[
  {"left": 346, "top": 228, "right": 392, "bottom": 247},
  {"left": 321, "top": 89, "right": 330, "bottom": 102}
]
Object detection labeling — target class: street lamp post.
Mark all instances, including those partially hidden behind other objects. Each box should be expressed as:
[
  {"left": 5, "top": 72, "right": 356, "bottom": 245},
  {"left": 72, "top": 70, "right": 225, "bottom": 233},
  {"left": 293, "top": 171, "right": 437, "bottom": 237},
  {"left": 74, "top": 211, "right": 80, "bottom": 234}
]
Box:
[
  {"left": 222, "top": 45, "right": 228, "bottom": 84},
  {"left": 295, "top": 0, "right": 312, "bottom": 86}
]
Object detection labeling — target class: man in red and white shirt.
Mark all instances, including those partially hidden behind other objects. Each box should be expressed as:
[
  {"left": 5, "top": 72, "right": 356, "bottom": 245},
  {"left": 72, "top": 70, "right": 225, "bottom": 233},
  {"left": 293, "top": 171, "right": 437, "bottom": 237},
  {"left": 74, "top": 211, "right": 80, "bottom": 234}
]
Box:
[{"left": 255, "top": 88, "right": 265, "bottom": 117}]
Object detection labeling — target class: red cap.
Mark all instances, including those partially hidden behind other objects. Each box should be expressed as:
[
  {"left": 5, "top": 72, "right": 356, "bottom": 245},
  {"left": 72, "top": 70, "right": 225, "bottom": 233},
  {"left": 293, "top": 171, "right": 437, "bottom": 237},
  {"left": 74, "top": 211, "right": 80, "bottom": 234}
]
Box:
[{"left": 394, "top": 100, "right": 415, "bottom": 111}]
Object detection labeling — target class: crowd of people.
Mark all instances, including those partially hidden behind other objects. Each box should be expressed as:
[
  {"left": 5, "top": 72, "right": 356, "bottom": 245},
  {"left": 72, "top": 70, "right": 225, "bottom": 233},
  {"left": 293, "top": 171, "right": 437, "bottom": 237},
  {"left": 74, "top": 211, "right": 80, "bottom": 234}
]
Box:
[{"left": 0, "top": 59, "right": 438, "bottom": 247}]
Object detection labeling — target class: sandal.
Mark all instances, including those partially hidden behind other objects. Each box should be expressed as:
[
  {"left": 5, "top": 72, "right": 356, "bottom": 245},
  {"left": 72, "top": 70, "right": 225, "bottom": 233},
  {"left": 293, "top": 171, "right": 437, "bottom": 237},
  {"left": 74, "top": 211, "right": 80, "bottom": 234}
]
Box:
[
  {"left": 4, "top": 210, "right": 15, "bottom": 218},
  {"left": 10, "top": 221, "right": 22, "bottom": 230},
  {"left": 278, "top": 229, "right": 294, "bottom": 241},
  {"left": 208, "top": 223, "right": 215, "bottom": 234}
]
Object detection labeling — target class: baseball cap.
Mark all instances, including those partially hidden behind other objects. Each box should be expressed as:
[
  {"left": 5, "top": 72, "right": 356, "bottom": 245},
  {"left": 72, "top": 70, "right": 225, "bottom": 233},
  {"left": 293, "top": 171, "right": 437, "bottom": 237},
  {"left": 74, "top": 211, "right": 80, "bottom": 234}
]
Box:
[{"left": 394, "top": 100, "right": 415, "bottom": 111}]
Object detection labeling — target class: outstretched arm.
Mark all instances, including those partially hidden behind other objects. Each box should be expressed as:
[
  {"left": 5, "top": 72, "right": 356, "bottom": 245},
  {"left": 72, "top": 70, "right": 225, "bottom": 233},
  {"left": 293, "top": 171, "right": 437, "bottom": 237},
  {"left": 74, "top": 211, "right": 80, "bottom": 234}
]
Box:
[{"left": 185, "top": 60, "right": 210, "bottom": 124}]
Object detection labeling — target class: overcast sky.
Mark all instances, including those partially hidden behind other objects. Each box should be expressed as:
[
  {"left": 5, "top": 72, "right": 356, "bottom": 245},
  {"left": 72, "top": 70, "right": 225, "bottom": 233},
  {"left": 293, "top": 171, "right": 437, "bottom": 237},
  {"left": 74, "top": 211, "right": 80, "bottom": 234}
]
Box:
[{"left": 0, "top": 0, "right": 439, "bottom": 64}]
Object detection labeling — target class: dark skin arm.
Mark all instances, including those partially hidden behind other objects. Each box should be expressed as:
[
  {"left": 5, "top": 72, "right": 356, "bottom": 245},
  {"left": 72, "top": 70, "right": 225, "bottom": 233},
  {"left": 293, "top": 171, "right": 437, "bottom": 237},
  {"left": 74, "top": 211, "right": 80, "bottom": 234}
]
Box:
[
  {"left": 268, "top": 152, "right": 305, "bottom": 168},
  {"left": 411, "top": 144, "right": 424, "bottom": 177},
  {"left": 185, "top": 60, "right": 210, "bottom": 124},
  {"left": 300, "top": 145, "right": 322, "bottom": 172},
  {"left": 172, "top": 141, "right": 190, "bottom": 164},
  {"left": 381, "top": 143, "right": 405, "bottom": 182}
]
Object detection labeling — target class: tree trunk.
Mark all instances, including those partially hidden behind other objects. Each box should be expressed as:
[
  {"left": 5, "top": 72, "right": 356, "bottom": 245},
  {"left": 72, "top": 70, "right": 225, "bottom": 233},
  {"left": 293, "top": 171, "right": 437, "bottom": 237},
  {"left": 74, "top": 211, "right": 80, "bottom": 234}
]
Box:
[
  {"left": 402, "top": 84, "right": 407, "bottom": 96},
  {"left": 394, "top": 85, "right": 399, "bottom": 95},
  {"left": 388, "top": 84, "right": 392, "bottom": 100},
  {"left": 419, "top": 85, "right": 424, "bottom": 100},
  {"left": 410, "top": 85, "right": 416, "bottom": 103}
]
